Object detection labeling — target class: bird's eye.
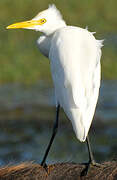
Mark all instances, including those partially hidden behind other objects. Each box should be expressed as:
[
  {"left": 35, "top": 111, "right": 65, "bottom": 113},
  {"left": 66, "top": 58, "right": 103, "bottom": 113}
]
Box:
[{"left": 40, "top": 18, "right": 46, "bottom": 24}]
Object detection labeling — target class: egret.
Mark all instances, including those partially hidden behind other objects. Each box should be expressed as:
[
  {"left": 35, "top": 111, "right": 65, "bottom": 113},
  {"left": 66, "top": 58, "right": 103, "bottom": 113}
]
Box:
[{"left": 7, "top": 4, "right": 103, "bottom": 169}]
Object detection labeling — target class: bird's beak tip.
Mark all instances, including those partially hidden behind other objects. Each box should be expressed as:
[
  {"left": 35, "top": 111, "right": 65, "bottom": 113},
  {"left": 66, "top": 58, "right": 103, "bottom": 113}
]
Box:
[
  {"left": 6, "top": 26, "right": 10, "bottom": 29},
  {"left": 6, "top": 23, "right": 22, "bottom": 30},
  {"left": 6, "top": 24, "right": 17, "bottom": 30}
]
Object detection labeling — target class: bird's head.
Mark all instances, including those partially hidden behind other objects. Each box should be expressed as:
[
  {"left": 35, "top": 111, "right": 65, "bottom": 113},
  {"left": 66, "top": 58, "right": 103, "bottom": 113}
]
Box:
[{"left": 6, "top": 4, "right": 66, "bottom": 35}]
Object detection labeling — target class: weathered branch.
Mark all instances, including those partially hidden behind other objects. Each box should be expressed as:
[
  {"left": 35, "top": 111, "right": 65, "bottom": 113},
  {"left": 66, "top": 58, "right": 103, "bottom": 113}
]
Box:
[{"left": 0, "top": 161, "right": 117, "bottom": 180}]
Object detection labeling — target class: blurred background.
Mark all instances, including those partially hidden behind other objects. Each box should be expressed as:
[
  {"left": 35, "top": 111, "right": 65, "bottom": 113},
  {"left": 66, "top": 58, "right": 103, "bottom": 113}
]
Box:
[{"left": 0, "top": 0, "right": 117, "bottom": 166}]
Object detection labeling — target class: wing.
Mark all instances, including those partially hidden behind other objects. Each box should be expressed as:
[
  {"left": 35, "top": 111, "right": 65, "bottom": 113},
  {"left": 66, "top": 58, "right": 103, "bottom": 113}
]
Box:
[{"left": 49, "top": 26, "right": 103, "bottom": 141}]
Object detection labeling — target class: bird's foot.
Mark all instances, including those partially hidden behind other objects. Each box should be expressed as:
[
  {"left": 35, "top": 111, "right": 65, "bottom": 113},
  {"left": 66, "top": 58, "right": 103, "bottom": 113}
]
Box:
[
  {"left": 90, "top": 160, "right": 101, "bottom": 167},
  {"left": 81, "top": 160, "right": 104, "bottom": 176},
  {"left": 41, "top": 162, "right": 48, "bottom": 172}
]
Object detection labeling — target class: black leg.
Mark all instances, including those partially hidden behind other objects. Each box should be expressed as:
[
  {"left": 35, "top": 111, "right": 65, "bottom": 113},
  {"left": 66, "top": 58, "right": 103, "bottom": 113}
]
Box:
[
  {"left": 81, "top": 135, "right": 100, "bottom": 176},
  {"left": 41, "top": 104, "right": 60, "bottom": 168},
  {"left": 86, "top": 135, "right": 101, "bottom": 167},
  {"left": 86, "top": 135, "right": 95, "bottom": 164}
]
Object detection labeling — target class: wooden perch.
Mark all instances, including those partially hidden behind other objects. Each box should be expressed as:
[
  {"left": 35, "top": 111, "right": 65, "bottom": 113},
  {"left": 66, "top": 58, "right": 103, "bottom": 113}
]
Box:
[{"left": 0, "top": 161, "right": 117, "bottom": 180}]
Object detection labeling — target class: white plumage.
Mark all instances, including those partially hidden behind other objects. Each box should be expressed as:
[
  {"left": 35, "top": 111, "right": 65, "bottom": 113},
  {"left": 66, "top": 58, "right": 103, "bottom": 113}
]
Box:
[
  {"left": 7, "top": 4, "right": 103, "bottom": 142},
  {"left": 37, "top": 5, "right": 103, "bottom": 142},
  {"left": 49, "top": 27, "right": 103, "bottom": 141}
]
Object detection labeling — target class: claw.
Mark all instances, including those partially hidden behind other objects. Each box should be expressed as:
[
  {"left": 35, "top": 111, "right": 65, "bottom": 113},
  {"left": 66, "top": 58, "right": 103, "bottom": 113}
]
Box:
[
  {"left": 41, "top": 163, "right": 48, "bottom": 172},
  {"left": 81, "top": 161, "right": 105, "bottom": 176}
]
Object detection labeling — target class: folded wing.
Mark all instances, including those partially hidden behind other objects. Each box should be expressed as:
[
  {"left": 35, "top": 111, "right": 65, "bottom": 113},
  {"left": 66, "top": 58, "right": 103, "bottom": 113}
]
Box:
[{"left": 49, "top": 26, "right": 103, "bottom": 141}]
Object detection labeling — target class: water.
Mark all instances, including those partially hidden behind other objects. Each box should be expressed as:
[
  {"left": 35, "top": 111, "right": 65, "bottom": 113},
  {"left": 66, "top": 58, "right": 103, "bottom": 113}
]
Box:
[{"left": 0, "top": 81, "right": 116, "bottom": 166}]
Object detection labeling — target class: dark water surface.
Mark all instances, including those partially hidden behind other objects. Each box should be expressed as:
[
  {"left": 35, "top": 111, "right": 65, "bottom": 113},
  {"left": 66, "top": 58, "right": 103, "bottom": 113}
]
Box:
[{"left": 0, "top": 81, "right": 116, "bottom": 166}]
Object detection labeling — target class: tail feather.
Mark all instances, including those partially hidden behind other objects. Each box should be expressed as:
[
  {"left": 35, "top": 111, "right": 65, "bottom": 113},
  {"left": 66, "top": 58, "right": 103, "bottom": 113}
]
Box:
[{"left": 65, "top": 108, "right": 86, "bottom": 142}]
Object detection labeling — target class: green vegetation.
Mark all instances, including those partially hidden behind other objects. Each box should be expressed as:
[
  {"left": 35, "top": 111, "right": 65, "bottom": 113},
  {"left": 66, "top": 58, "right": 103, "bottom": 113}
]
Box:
[{"left": 0, "top": 0, "right": 117, "bottom": 84}]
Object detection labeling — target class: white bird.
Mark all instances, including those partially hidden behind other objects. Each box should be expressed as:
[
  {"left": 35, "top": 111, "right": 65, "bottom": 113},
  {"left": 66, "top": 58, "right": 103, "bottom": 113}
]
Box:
[{"left": 7, "top": 4, "right": 103, "bottom": 168}]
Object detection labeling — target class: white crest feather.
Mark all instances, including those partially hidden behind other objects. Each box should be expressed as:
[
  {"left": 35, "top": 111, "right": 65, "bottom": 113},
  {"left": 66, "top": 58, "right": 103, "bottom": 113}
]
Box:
[
  {"left": 48, "top": 4, "right": 63, "bottom": 20},
  {"left": 96, "top": 39, "right": 104, "bottom": 48},
  {"left": 91, "top": 32, "right": 96, "bottom": 34},
  {"left": 85, "top": 26, "right": 88, "bottom": 30}
]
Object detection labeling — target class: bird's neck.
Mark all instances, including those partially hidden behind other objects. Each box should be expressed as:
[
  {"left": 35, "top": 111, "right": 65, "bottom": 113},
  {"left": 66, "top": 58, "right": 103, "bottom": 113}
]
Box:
[
  {"left": 37, "top": 35, "right": 52, "bottom": 58},
  {"left": 38, "top": 20, "right": 67, "bottom": 57},
  {"left": 55, "top": 20, "right": 67, "bottom": 31},
  {"left": 44, "top": 20, "right": 67, "bottom": 36}
]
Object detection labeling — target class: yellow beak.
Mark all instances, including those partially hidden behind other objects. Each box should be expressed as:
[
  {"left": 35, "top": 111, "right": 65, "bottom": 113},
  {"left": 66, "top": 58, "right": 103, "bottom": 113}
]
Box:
[{"left": 6, "top": 19, "right": 42, "bottom": 29}]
